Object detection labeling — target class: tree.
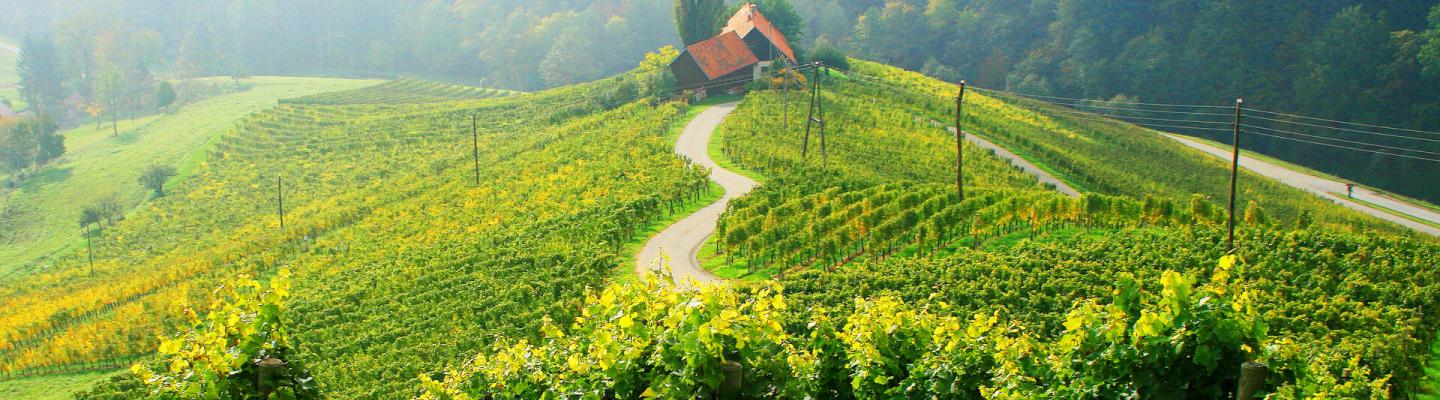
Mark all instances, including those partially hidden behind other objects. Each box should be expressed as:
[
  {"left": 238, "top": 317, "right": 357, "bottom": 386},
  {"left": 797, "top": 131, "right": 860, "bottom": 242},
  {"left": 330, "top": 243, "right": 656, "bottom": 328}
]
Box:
[
  {"left": 1422, "top": 4, "right": 1440, "bottom": 78},
  {"left": 156, "top": 81, "right": 177, "bottom": 113},
  {"left": 738, "top": 0, "right": 805, "bottom": 45},
  {"left": 16, "top": 35, "right": 65, "bottom": 115},
  {"left": 675, "top": 0, "right": 727, "bottom": 45},
  {"left": 139, "top": 164, "right": 177, "bottom": 197},
  {"left": 94, "top": 67, "right": 125, "bottom": 137},
  {"left": 79, "top": 205, "right": 103, "bottom": 236}
]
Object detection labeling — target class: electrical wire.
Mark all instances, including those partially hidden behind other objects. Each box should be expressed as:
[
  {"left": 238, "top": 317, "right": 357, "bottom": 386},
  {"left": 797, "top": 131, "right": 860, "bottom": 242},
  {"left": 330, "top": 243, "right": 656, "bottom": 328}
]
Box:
[
  {"left": 1240, "top": 124, "right": 1440, "bottom": 156},
  {"left": 1246, "top": 114, "right": 1440, "bottom": 144},
  {"left": 1249, "top": 107, "right": 1440, "bottom": 138},
  {"left": 1244, "top": 130, "right": 1440, "bottom": 163},
  {"left": 968, "top": 85, "right": 1234, "bottom": 109}
]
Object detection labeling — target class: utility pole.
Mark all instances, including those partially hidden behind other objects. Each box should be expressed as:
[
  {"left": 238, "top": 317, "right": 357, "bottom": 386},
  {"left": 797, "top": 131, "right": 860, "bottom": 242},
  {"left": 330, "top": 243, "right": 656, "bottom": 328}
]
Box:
[
  {"left": 956, "top": 80, "right": 966, "bottom": 201},
  {"left": 277, "top": 176, "right": 285, "bottom": 230},
  {"left": 1227, "top": 98, "right": 1243, "bottom": 252},
  {"left": 802, "top": 63, "right": 818, "bottom": 159},
  {"left": 817, "top": 65, "right": 827, "bottom": 166},
  {"left": 471, "top": 114, "right": 480, "bottom": 186}
]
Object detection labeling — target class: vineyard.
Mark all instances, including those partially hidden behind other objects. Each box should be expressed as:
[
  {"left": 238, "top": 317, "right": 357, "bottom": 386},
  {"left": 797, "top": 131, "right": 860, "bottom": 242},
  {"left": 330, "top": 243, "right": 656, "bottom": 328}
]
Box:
[
  {"left": 418, "top": 61, "right": 1438, "bottom": 398},
  {"left": 833, "top": 60, "right": 1408, "bottom": 235},
  {"left": 4, "top": 55, "right": 721, "bottom": 398},
  {"left": 2, "top": 52, "right": 1436, "bottom": 399}
]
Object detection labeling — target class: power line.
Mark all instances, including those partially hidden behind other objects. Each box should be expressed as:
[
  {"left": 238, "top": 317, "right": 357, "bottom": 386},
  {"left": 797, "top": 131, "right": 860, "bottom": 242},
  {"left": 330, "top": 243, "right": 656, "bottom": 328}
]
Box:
[
  {"left": 1244, "top": 130, "right": 1440, "bottom": 163},
  {"left": 1246, "top": 114, "right": 1440, "bottom": 144},
  {"left": 1006, "top": 104, "right": 1232, "bottom": 125},
  {"left": 1249, "top": 107, "right": 1440, "bottom": 138},
  {"left": 978, "top": 90, "right": 1236, "bottom": 116},
  {"left": 967, "top": 85, "right": 1234, "bottom": 109},
  {"left": 1240, "top": 124, "right": 1440, "bottom": 156}
]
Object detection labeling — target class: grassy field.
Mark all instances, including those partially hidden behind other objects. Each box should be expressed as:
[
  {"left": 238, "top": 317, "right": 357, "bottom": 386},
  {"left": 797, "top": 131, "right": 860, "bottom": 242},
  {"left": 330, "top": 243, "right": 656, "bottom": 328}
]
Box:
[
  {"left": 0, "top": 369, "right": 121, "bottom": 400},
  {"left": 0, "top": 76, "right": 379, "bottom": 279},
  {"left": 0, "top": 35, "right": 23, "bottom": 111}
]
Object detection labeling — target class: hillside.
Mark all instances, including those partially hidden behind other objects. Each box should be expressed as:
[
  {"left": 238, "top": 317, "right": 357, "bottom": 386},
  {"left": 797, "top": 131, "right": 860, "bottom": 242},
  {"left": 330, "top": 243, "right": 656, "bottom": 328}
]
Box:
[
  {"left": 0, "top": 36, "right": 20, "bottom": 111},
  {"left": 0, "top": 77, "right": 380, "bottom": 279},
  {"left": 0, "top": 57, "right": 1433, "bottom": 399}
]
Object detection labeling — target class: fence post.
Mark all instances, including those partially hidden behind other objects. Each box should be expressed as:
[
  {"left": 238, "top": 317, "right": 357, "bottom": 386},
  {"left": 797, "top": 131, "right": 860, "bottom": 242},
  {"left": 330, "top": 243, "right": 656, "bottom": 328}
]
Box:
[
  {"left": 720, "top": 360, "right": 743, "bottom": 399},
  {"left": 1237, "top": 361, "right": 1267, "bottom": 399},
  {"left": 956, "top": 80, "right": 966, "bottom": 201}
]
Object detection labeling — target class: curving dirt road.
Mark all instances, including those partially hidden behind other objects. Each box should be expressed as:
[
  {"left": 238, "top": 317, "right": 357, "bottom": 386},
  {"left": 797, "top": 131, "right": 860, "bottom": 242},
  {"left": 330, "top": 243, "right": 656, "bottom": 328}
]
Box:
[
  {"left": 1165, "top": 134, "right": 1440, "bottom": 236},
  {"left": 635, "top": 101, "right": 755, "bottom": 287}
]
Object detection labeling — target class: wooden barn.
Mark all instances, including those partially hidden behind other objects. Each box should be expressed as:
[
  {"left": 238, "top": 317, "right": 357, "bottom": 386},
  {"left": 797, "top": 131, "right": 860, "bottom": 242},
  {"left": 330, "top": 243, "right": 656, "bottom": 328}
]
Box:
[
  {"left": 669, "top": 3, "right": 798, "bottom": 94},
  {"left": 670, "top": 31, "right": 760, "bottom": 92}
]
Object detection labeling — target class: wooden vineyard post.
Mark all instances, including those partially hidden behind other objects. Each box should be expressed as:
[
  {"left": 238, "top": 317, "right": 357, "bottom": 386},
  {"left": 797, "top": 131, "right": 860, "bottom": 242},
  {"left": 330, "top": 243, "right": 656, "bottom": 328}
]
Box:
[
  {"left": 1227, "top": 99, "right": 1243, "bottom": 252},
  {"left": 1236, "top": 361, "right": 1267, "bottom": 399},
  {"left": 956, "top": 80, "right": 966, "bottom": 201},
  {"left": 471, "top": 114, "right": 480, "bottom": 186},
  {"left": 277, "top": 176, "right": 285, "bottom": 230},
  {"left": 84, "top": 225, "right": 94, "bottom": 272}
]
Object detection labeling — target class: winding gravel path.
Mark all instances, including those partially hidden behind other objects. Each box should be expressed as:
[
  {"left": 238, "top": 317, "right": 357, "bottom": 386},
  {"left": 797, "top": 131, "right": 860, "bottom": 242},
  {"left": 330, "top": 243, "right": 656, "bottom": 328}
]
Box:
[
  {"left": 1165, "top": 134, "right": 1440, "bottom": 236},
  {"left": 635, "top": 101, "right": 755, "bottom": 287}
]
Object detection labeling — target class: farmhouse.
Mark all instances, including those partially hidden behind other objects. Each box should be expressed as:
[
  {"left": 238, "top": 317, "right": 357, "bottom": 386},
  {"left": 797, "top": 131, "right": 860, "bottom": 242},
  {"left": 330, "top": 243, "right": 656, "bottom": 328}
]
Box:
[{"left": 669, "top": 3, "right": 798, "bottom": 94}]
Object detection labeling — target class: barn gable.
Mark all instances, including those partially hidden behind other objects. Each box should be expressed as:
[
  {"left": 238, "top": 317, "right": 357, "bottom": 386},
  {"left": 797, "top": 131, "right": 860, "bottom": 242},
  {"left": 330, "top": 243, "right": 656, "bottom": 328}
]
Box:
[{"left": 723, "top": 3, "right": 797, "bottom": 63}]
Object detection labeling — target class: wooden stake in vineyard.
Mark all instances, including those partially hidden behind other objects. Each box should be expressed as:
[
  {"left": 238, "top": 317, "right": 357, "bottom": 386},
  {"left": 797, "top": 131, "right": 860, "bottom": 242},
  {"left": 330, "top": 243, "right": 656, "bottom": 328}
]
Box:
[
  {"left": 277, "top": 176, "right": 285, "bottom": 230},
  {"left": 471, "top": 114, "right": 480, "bottom": 186},
  {"left": 956, "top": 80, "right": 966, "bottom": 201},
  {"left": 1226, "top": 98, "right": 1243, "bottom": 252}
]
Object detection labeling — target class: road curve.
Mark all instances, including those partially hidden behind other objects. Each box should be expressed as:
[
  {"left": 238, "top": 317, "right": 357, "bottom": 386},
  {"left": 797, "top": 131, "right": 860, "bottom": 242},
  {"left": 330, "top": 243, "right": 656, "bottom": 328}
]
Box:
[
  {"left": 636, "top": 101, "right": 756, "bottom": 287},
  {"left": 0, "top": 41, "right": 18, "bottom": 55},
  {"left": 1164, "top": 134, "right": 1440, "bottom": 237}
]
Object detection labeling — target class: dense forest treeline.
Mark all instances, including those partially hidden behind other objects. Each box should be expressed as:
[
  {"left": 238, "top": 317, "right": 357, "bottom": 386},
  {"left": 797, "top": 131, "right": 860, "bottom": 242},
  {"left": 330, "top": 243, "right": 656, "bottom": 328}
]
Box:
[{"left": 5, "top": 0, "right": 1439, "bottom": 202}]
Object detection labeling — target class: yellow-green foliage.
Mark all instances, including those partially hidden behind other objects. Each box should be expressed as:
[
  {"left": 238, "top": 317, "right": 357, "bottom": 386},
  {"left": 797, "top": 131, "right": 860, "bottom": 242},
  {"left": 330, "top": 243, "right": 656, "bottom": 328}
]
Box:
[{"left": 422, "top": 257, "right": 1269, "bottom": 399}]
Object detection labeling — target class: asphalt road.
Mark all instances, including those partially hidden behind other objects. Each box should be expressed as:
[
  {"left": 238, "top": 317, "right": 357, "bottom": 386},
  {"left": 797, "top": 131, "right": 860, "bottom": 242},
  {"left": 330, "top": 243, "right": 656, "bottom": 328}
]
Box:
[
  {"left": 1165, "top": 133, "right": 1440, "bottom": 236},
  {"left": 635, "top": 101, "right": 755, "bottom": 287},
  {"left": 947, "top": 126, "right": 1081, "bottom": 198}
]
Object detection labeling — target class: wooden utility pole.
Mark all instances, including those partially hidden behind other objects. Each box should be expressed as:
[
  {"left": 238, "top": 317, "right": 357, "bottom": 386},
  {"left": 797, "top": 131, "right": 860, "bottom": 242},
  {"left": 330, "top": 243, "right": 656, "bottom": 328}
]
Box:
[
  {"left": 471, "top": 114, "right": 480, "bottom": 186},
  {"left": 956, "top": 80, "right": 967, "bottom": 201},
  {"left": 1227, "top": 98, "right": 1243, "bottom": 252},
  {"left": 817, "top": 66, "right": 827, "bottom": 166},
  {"left": 277, "top": 176, "right": 285, "bottom": 230},
  {"left": 802, "top": 63, "right": 818, "bottom": 159}
]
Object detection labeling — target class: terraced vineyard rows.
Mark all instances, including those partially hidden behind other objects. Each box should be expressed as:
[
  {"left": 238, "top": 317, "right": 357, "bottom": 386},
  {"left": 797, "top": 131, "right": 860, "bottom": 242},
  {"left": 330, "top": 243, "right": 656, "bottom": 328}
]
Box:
[
  {"left": 837, "top": 60, "right": 1407, "bottom": 235},
  {"left": 719, "top": 183, "right": 1215, "bottom": 274},
  {"left": 280, "top": 78, "right": 516, "bottom": 105},
  {"left": 5, "top": 64, "right": 711, "bottom": 399}
]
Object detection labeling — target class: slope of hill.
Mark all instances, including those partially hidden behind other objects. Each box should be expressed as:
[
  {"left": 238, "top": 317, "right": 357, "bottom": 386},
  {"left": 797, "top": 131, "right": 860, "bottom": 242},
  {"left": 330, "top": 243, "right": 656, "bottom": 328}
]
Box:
[
  {"left": 421, "top": 62, "right": 1438, "bottom": 398},
  {"left": 5, "top": 57, "right": 1433, "bottom": 399},
  {"left": 0, "top": 77, "right": 381, "bottom": 279},
  {"left": 0, "top": 36, "right": 21, "bottom": 111}
]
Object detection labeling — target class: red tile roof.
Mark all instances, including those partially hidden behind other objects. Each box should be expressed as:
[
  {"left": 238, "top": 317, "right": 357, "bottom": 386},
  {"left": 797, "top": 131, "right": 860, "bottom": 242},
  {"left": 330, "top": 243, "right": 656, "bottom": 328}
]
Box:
[
  {"left": 684, "top": 31, "right": 760, "bottom": 80},
  {"left": 723, "top": 3, "right": 797, "bottom": 63}
]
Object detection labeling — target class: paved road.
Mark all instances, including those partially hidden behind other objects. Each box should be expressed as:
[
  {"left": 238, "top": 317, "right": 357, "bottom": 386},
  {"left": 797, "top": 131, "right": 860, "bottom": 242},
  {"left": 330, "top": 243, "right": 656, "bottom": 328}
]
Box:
[
  {"left": 947, "top": 126, "right": 1081, "bottom": 197},
  {"left": 0, "top": 41, "right": 18, "bottom": 55},
  {"left": 635, "top": 101, "right": 756, "bottom": 287},
  {"left": 1165, "top": 134, "right": 1440, "bottom": 236},
  {"left": 922, "top": 116, "right": 1079, "bottom": 197}
]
